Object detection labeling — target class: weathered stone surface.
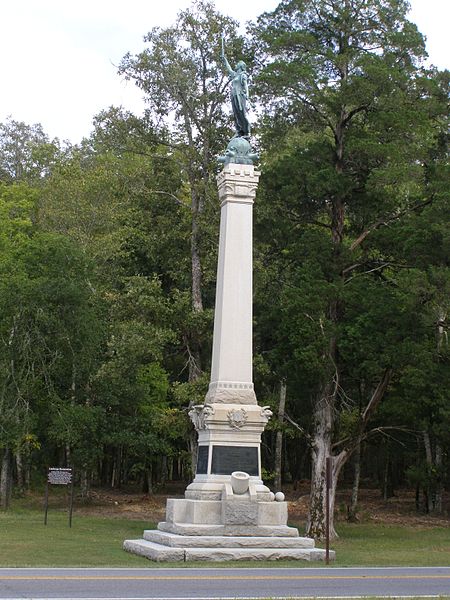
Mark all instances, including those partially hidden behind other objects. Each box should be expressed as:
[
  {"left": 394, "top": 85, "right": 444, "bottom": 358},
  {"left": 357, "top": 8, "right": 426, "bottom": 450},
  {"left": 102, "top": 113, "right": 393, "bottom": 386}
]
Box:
[
  {"left": 166, "top": 497, "right": 287, "bottom": 527},
  {"left": 123, "top": 539, "right": 184, "bottom": 562},
  {"left": 166, "top": 498, "right": 222, "bottom": 525},
  {"left": 184, "top": 547, "right": 330, "bottom": 562},
  {"left": 205, "top": 386, "right": 257, "bottom": 405},
  {"left": 257, "top": 500, "right": 288, "bottom": 525},
  {"left": 144, "top": 530, "right": 315, "bottom": 549},
  {"left": 222, "top": 498, "right": 258, "bottom": 525},
  {"left": 165, "top": 498, "right": 188, "bottom": 523},
  {"left": 124, "top": 536, "right": 333, "bottom": 563},
  {"left": 157, "top": 521, "right": 299, "bottom": 537},
  {"left": 188, "top": 499, "right": 221, "bottom": 524}
]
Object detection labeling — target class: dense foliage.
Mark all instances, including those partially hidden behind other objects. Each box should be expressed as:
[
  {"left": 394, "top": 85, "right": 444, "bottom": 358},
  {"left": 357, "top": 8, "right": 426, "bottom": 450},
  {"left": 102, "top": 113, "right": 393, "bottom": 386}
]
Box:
[{"left": 0, "top": 0, "right": 448, "bottom": 536}]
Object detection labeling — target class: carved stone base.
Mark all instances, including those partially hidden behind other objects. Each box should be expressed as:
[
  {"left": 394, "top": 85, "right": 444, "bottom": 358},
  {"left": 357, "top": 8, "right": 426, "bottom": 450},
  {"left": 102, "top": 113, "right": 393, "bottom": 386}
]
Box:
[{"left": 123, "top": 479, "right": 335, "bottom": 562}]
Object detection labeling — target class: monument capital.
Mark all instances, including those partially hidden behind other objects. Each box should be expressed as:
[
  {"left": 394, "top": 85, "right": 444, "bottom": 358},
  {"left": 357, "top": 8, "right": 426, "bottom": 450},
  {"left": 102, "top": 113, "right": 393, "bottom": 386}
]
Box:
[{"left": 217, "top": 164, "right": 260, "bottom": 206}]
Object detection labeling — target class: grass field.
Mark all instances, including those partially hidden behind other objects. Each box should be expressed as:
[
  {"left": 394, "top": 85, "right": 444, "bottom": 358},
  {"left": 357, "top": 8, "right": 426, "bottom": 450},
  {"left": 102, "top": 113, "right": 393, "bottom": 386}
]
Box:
[{"left": 0, "top": 503, "right": 449, "bottom": 568}]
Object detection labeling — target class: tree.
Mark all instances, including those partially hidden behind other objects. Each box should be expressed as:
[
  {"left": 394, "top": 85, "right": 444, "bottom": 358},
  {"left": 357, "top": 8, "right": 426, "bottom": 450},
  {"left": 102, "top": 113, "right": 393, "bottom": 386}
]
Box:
[
  {"left": 92, "top": 275, "right": 179, "bottom": 491},
  {"left": 251, "top": 0, "right": 448, "bottom": 538},
  {"left": 0, "top": 182, "right": 100, "bottom": 505},
  {"left": 0, "top": 117, "right": 62, "bottom": 183}
]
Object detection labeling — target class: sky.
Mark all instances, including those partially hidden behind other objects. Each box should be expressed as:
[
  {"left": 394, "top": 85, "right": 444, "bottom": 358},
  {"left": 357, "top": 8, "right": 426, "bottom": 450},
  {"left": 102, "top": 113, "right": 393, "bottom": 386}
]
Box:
[{"left": 0, "top": 0, "right": 448, "bottom": 144}]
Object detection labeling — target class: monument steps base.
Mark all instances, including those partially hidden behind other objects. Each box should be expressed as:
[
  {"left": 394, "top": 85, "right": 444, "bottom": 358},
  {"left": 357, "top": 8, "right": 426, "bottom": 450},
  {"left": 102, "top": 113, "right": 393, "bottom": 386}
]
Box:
[
  {"left": 144, "top": 529, "right": 315, "bottom": 548},
  {"left": 123, "top": 536, "right": 334, "bottom": 562},
  {"left": 157, "top": 520, "right": 300, "bottom": 537}
]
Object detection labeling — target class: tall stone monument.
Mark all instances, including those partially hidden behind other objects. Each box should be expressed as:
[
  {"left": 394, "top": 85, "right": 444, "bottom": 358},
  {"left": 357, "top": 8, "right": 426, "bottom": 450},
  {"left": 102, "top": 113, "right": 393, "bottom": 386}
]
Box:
[{"left": 124, "top": 41, "right": 333, "bottom": 562}]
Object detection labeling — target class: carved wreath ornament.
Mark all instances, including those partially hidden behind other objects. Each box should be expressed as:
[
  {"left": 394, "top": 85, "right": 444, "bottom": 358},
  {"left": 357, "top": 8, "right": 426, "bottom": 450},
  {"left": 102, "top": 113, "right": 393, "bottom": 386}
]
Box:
[{"left": 227, "top": 407, "right": 248, "bottom": 429}]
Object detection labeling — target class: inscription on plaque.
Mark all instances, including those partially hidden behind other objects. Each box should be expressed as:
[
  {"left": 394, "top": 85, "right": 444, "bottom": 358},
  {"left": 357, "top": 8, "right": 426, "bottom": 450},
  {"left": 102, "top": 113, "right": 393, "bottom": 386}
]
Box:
[
  {"left": 47, "top": 468, "right": 72, "bottom": 485},
  {"left": 211, "top": 445, "right": 258, "bottom": 476},
  {"left": 196, "top": 445, "right": 209, "bottom": 474}
]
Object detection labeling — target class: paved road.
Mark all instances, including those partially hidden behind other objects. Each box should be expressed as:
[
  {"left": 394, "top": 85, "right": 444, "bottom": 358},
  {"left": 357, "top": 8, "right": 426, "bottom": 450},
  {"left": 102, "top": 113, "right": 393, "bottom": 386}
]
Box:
[{"left": 0, "top": 567, "right": 449, "bottom": 599}]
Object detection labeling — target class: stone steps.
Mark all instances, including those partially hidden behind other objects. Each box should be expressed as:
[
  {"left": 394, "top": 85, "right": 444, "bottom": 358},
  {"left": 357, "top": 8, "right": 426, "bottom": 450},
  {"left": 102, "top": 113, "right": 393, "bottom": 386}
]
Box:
[
  {"left": 157, "top": 521, "right": 300, "bottom": 537},
  {"left": 123, "top": 538, "right": 333, "bottom": 562},
  {"left": 144, "top": 529, "right": 315, "bottom": 548}
]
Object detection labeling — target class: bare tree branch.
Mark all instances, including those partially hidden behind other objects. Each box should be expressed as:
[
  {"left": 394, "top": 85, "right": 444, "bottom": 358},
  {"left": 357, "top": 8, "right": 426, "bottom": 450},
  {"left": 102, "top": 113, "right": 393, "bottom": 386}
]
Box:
[
  {"left": 147, "top": 190, "right": 188, "bottom": 207},
  {"left": 350, "top": 199, "right": 433, "bottom": 251},
  {"left": 284, "top": 412, "right": 313, "bottom": 446}
]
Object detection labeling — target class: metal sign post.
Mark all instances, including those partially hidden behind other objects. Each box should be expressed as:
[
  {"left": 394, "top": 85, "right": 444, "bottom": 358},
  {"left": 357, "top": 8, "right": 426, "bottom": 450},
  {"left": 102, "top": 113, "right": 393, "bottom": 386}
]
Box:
[
  {"left": 325, "top": 456, "right": 332, "bottom": 565},
  {"left": 44, "top": 468, "right": 74, "bottom": 527}
]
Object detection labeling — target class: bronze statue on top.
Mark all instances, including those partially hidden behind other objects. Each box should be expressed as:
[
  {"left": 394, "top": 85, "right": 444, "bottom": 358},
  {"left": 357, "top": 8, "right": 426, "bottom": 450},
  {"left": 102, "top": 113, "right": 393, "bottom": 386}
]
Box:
[
  {"left": 219, "top": 36, "right": 258, "bottom": 166},
  {"left": 221, "top": 36, "right": 250, "bottom": 139}
]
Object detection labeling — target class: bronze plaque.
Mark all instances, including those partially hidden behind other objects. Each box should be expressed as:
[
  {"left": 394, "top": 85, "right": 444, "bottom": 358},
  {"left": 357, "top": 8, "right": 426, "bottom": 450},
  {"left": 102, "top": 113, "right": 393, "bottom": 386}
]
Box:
[
  {"left": 211, "top": 445, "right": 258, "bottom": 476},
  {"left": 196, "top": 445, "right": 209, "bottom": 474}
]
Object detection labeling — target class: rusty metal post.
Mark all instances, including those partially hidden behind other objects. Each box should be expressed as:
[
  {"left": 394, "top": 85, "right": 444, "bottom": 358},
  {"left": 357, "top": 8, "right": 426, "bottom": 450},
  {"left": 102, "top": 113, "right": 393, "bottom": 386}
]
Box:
[{"left": 325, "top": 456, "right": 332, "bottom": 564}]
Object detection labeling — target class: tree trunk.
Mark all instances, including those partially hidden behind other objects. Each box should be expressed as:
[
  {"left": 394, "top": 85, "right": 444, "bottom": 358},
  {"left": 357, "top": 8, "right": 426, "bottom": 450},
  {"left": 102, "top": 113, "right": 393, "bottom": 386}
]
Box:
[
  {"left": 188, "top": 432, "right": 198, "bottom": 480},
  {"left": 307, "top": 368, "right": 391, "bottom": 539},
  {"left": 65, "top": 444, "right": 71, "bottom": 466},
  {"left": 16, "top": 450, "right": 25, "bottom": 493},
  {"left": 187, "top": 190, "right": 203, "bottom": 475},
  {"left": 117, "top": 445, "right": 123, "bottom": 489},
  {"left": 434, "top": 442, "right": 443, "bottom": 513},
  {"left": 382, "top": 446, "right": 394, "bottom": 501},
  {"left": 161, "top": 455, "right": 168, "bottom": 487},
  {"left": 423, "top": 431, "right": 433, "bottom": 513},
  {"left": 306, "top": 386, "right": 336, "bottom": 540},
  {"left": 80, "top": 469, "right": 90, "bottom": 500},
  {"left": 0, "top": 449, "right": 13, "bottom": 510},
  {"left": 348, "top": 438, "right": 361, "bottom": 522},
  {"left": 306, "top": 103, "right": 348, "bottom": 541},
  {"left": 146, "top": 463, "right": 153, "bottom": 495},
  {"left": 111, "top": 458, "right": 116, "bottom": 489},
  {"left": 274, "top": 379, "right": 287, "bottom": 493},
  {"left": 191, "top": 202, "right": 203, "bottom": 316}
]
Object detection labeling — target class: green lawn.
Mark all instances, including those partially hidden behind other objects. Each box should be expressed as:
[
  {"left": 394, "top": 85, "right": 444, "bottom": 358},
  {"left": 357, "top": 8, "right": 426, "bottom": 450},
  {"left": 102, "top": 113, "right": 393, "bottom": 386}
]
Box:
[
  {"left": 0, "top": 505, "right": 449, "bottom": 567},
  {"left": 331, "top": 522, "right": 450, "bottom": 567},
  {"left": 0, "top": 507, "right": 151, "bottom": 567}
]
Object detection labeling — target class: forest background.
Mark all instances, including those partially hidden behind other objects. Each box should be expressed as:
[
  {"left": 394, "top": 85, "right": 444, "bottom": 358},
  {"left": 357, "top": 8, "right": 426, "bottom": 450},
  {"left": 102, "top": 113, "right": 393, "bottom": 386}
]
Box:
[{"left": 0, "top": 0, "right": 448, "bottom": 541}]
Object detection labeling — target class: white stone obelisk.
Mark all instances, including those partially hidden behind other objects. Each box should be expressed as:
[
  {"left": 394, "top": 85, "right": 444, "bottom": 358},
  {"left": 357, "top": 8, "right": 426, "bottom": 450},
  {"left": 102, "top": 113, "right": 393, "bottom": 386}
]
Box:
[
  {"left": 205, "top": 164, "right": 259, "bottom": 406},
  {"left": 184, "top": 162, "right": 273, "bottom": 501}
]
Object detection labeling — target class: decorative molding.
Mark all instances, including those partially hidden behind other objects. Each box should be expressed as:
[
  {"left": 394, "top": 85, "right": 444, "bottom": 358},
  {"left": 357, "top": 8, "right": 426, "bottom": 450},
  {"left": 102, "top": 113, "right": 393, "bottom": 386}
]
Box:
[
  {"left": 217, "top": 166, "right": 260, "bottom": 206},
  {"left": 260, "top": 406, "right": 273, "bottom": 422},
  {"left": 188, "top": 403, "right": 214, "bottom": 431},
  {"left": 205, "top": 382, "right": 257, "bottom": 405},
  {"left": 227, "top": 408, "right": 248, "bottom": 429}
]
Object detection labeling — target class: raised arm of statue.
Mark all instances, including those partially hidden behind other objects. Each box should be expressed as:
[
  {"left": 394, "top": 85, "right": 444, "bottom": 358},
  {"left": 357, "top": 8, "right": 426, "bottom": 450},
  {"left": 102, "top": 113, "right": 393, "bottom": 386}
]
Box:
[{"left": 221, "top": 35, "right": 234, "bottom": 77}]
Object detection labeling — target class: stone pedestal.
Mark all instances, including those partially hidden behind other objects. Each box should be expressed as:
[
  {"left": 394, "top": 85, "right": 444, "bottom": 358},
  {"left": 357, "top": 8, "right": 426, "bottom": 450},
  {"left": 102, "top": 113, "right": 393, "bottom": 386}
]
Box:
[{"left": 123, "top": 164, "right": 334, "bottom": 562}]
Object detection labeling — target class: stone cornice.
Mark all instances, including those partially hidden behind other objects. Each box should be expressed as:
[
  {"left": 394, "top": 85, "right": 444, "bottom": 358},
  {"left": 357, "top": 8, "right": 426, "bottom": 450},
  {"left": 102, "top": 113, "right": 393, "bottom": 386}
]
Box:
[{"left": 217, "top": 164, "right": 261, "bottom": 207}]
